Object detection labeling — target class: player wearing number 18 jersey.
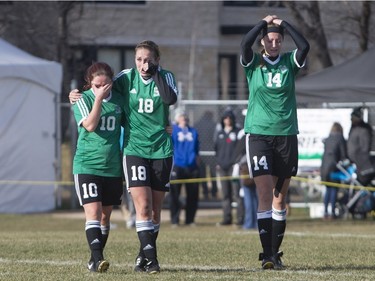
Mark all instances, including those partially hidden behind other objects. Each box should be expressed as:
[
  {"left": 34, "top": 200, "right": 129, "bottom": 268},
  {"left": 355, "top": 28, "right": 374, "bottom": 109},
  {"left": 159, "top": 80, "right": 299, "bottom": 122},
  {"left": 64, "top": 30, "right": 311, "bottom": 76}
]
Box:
[
  {"left": 113, "top": 40, "right": 178, "bottom": 274},
  {"left": 241, "top": 15, "right": 309, "bottom": 270},
  {"left": 114, "top": 67, "right": 176, "bottom": 159}
]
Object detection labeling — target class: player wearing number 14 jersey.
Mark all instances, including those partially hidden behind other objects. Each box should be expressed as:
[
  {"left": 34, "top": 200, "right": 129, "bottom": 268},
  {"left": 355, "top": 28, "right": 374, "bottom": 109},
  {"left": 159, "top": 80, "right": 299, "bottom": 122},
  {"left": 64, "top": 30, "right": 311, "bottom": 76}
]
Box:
[{"left": 240, "top": 15, "right": 309, "bottom": 270}]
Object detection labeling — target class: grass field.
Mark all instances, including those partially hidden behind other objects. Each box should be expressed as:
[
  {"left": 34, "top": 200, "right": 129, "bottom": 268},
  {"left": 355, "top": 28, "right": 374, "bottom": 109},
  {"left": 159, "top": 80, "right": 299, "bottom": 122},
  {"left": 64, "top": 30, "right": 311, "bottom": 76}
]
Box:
[{"left": 0, "top": 208, "right": 374, "bottom": 281}]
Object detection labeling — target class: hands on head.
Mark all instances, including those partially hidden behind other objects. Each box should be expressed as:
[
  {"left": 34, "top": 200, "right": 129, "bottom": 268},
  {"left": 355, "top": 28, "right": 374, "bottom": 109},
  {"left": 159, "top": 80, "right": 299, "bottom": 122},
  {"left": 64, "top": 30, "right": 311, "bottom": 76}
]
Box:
[{"left": 263, "top": 15, "right": 282, "bottom": 25}]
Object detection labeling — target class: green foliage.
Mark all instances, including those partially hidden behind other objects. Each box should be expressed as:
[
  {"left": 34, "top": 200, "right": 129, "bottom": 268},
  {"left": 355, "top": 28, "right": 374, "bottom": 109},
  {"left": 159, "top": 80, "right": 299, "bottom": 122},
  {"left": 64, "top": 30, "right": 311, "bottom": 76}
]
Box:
[{"left": 0, "top": 212, "right": 374, "bottom": 280}]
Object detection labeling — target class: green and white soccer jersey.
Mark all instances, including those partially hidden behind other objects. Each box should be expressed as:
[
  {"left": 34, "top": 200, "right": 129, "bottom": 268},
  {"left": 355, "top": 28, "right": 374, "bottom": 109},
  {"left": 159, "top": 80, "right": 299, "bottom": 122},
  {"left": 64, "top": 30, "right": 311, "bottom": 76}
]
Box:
[
  {"left": 243, "top": 50, "right": 301, "bottom": 136},
  {"left": 73, "top": 89, "right": 124, "bottom": 177},
  {"left": 113, "top": 68, "right": 176, "bottom": 159}
]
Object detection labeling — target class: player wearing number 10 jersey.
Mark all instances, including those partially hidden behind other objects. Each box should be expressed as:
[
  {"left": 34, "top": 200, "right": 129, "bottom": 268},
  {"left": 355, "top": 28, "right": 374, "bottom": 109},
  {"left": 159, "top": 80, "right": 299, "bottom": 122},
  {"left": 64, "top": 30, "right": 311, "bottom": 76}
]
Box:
[
  {"left": 73, "top": 85, "right": 124, "bottom": 177},
  {"left": 72, "top": 62, "right": 125, "bottom": 273}
]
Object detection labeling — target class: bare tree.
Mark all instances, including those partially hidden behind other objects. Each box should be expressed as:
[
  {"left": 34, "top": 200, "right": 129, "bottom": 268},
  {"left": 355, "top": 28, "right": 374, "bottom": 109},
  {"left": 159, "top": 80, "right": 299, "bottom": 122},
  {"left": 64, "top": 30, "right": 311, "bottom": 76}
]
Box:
[
  {"left": 57, "top": 1, "right": 78, "bottom": 103},
  {"left": 359, "top": 1, "right": 371, "bottom": 52},
  {"left": 284, "top": 1, "right": 333, "bottom": 69}
]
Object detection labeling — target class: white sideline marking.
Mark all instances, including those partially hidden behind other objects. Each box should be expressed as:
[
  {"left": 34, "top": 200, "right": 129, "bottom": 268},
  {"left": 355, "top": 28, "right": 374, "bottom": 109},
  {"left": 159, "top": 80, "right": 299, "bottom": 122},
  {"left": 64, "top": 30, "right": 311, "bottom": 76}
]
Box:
[
  {"left": 234, "top": 230, "right": 375, "bottom": 239},
  {"left": 288, "top": 231, "right": 375, "bottom": 239}
]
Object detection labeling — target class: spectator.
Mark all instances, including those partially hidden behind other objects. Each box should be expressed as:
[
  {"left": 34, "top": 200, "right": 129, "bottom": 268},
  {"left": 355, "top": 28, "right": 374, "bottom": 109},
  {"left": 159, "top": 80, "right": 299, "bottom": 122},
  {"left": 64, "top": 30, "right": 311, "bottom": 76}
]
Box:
[
  {"left": 169, "top": 110, "right": 201, "bottom": 226},
  {"left": 347, "top": 107, "right": 374, "bottom": 186},
  {"left": 214, "top": 108, "right": 242, "bottom": 225},
  {"left": 233, "top": 120, "right": 257, "bottom": 230},
  {"left": 194, "top": 111, "right": 218, "bottom": 199},
  {"left": 320, "top": 122, "right": 347, "bottom": 220},
  {"left": 239, "top": 154, "right": 258, "bottom": 230}
]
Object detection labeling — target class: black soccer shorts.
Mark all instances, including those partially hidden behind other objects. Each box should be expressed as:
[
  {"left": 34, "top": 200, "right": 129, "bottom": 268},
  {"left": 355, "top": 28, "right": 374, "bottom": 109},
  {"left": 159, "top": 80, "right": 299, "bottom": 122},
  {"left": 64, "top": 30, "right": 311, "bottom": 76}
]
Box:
[
  {"left": 246, "top": 134, "right": 298, "bottom": 179},
  {"left": 123, "top": 155, "right": 173, "bottom": 192},
  {"left": 74, "top": 174, "right": 123, "bottom": 206}
]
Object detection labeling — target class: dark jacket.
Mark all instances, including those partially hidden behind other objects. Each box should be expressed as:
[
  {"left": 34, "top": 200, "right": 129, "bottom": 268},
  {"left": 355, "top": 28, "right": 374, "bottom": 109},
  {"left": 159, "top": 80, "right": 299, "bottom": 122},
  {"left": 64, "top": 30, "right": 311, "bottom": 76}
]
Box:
[
  {"left": 347, "top": 122, "right": 374, "bottom": 184},
  {"left": 214, "top": 109, "right": 240, "bottom": 171},
  {"left": 320, "top": 132, "right": 347, "bottom": 182}
]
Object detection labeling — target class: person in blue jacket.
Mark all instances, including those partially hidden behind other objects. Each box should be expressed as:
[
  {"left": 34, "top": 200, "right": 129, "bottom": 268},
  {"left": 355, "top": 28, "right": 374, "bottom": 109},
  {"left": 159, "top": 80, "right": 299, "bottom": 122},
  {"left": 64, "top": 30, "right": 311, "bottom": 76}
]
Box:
[{"left": 169, "top": 110, "right": 201, "bottom": 226}]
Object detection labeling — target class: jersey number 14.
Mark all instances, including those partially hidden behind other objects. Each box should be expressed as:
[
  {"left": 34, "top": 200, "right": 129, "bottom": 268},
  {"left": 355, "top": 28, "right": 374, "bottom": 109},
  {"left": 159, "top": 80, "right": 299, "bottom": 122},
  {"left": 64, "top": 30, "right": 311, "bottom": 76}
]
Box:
[{"left": 266, "top": 72, "right": 282, "bottom": 88}]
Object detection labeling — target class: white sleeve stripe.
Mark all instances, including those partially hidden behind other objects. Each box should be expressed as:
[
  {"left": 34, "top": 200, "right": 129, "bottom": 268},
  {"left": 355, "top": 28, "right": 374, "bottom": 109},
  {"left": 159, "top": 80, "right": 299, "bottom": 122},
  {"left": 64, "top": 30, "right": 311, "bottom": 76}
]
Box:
[
  {"left": 293, "top": 49, "right": 306, "bottom": 68},
  {"left": 114, "top": 68, "right": 132, "bottom": 80},
  {"left": 76, "top": 99, "right": 90, "bottom": 118},
  {"left": 165, "top": 72, "right": 178, "bottom": 95},
  {"left": 240, "top": 54, "right": 254, "bottom": 67}
]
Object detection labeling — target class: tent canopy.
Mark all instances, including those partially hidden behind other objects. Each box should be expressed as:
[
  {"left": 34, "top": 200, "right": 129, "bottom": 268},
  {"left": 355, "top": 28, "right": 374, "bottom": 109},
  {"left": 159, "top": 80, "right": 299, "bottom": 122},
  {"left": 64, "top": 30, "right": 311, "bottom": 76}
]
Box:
[
  {"left": 0, "top": 38, "right": 61, "bottom": 93},
  {"left": 0, "top": 38, "right": 62, "bottom": 213},
  {"left": 296, "top": 47, "right": 375, "bottom": 106}
]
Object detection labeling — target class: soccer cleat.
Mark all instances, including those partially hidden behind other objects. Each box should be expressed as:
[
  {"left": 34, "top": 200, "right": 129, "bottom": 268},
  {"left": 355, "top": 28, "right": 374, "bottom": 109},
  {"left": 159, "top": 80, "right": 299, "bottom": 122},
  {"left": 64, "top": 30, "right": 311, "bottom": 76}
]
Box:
[
  {"left": 95, "top": 260, "right": 110, "bottom": 273},
  {"left": 134, "top": 256, "right": 147, "bottom": 272},
  {"left": 259, "top": 253, "right": 274, "bottom": 270},
  {"left": 87, "top": 259, "right": 95, "bottom": 272},
  {"left": 145, "top": 259, "right": 160, "bottom": 274},
  {"left": 273, "top": 251, "right": 284, "bottom": 270}
]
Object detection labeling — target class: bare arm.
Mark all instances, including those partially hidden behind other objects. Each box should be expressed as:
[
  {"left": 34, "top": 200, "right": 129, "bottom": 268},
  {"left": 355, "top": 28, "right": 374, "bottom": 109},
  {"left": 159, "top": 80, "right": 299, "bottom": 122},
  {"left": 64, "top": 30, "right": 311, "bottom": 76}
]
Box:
[
  {"left": 69, "top": 89, "right": 82, "bottom": 104},
  {"left": 78, "top": 83, "right": 112, "bottom": 132}
]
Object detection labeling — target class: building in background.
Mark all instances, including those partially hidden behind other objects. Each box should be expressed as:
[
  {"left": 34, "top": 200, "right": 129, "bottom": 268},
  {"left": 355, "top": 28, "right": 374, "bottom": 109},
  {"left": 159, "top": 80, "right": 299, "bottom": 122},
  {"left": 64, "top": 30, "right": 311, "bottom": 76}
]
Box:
[{"left": 67, "top": 1, "right": 291, "bottom": 101}]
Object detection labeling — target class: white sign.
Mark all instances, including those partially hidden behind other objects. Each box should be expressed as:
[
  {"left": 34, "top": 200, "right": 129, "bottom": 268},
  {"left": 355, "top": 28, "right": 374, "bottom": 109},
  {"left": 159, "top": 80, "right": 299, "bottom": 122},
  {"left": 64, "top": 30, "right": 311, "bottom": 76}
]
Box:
[{"left": 297, "top": 108, "right": 352, "bottom": 172}]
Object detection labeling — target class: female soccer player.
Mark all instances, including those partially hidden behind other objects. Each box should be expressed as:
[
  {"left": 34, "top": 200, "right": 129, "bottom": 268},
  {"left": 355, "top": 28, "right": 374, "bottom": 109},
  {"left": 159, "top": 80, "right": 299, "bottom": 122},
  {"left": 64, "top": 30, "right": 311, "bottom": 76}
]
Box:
[
  {"left": 70, "top": 40, "right": 178, "bottom": 274},
  {"left": 72, "top": 62, "right": 124, "bottom": 273},
  {"left": 240, "top": 15, "right": 309, "bottom": 269},
  {"left": 114, "top": 40, "right": 178, "bottom": 274}
]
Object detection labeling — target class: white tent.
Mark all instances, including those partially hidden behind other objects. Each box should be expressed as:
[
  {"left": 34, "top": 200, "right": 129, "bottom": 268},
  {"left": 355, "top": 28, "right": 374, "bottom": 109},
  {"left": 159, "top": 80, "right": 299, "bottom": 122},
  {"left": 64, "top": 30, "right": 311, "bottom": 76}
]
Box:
[{"left": 0, "top": 38, "right": 62, "bottom": 213}]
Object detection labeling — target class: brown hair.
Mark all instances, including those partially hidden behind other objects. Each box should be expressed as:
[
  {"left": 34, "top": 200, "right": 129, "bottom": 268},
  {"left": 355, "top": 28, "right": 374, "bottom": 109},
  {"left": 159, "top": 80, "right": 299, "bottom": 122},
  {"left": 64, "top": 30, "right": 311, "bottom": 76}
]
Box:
[
  {"left": 331, "top": 122, "right": 343, "bottom": 134},
  {"left": 135, "top": 40, "right": 160, "bottom": 60},
  {"left": 83, "top": 62, "right": 114, "bottom": 91}
]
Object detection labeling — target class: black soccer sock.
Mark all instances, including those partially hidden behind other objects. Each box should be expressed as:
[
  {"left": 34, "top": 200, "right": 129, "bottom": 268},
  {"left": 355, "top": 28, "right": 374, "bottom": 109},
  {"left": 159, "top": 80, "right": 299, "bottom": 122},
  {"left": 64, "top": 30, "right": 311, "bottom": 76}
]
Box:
[
  {"left": 136, "top": 220, "right": 156, "bottom": 261},
  {"left": 153, "top": 223, "right": 160, "bottom": 258},
  {"left": 272, "top": 207, "right": 287, "bottom": 255},
  {"left": 85, "top": 220, "right": 103, "bottom": 263},
  {"left": 257, "top": 210, "right": 273, "bottom": 258},
  {"left": 101, "top": 224, "right": 110, "bottom": 249}
]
